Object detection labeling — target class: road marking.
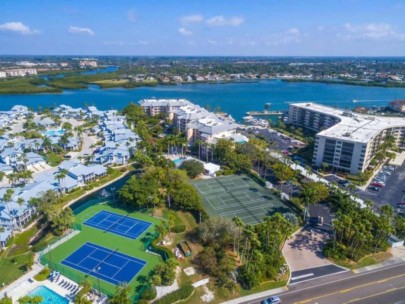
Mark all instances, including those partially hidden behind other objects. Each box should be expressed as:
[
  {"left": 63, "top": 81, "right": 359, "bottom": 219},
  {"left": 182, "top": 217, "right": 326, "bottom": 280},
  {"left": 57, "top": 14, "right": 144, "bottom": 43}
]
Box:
[
  {"left": 294, "top": 273, "right": 405, "bottom": 304},
  {"left": 291, "top": 273, "right": 314, "bottom": 280},
  {"left": 343, "top": 286, "right": 405, "bottom": 303}
]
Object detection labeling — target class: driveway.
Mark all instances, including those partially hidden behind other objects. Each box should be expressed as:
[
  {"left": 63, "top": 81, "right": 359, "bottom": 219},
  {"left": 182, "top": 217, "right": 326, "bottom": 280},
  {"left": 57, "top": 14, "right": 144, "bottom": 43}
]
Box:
[
  {"left": 283, "top": 226, "right": 347, "bottom": 283},
  {"left": 283, "top": 227, "right": 331, "bottom": 272}
]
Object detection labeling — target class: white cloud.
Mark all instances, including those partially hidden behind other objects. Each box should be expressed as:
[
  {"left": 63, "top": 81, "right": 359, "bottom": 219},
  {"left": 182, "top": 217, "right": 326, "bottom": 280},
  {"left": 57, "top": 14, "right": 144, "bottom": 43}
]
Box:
[
  {"left": 180, "top": 14, "right": 204, "bottom": 25},
  {"left": 178, "top": 27, "right": 193, "bottom": 36},
  {"left": 127, "top": 9, "right": 137, "bottom": 22},
  {"left": 68, "top": 26, "right": 95, "bottom": 36},
  {"left": 341, "top": 23, "right": 405, "bottom": 40},
  {"left": 206, "top": 15, "right": 244, "bottom": 27},
  {"left": 0, "top": 22, "right": 39, "bottom": 35},
  {"left": 265, "top": 28, "right": 302, "bottom": 46}
]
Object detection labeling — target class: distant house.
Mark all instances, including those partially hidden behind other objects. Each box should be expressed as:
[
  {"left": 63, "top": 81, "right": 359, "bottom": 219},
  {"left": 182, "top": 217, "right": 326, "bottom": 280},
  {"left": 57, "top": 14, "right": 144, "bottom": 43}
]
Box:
[
  {"left": 0, "top": 148, "right": 22, "bottom": 166},
  {"left": 58, "top": 161, "right": 107, "bottom": 185},
  {"left": 33, "top": 117, "right": 57, "bottom": 128},
  {"left": 60, "top": 137, "right": 80, "bottom": 151},
  {"left": 389, "top": 100, "right": 405, "bottom": 113},
  {"left": 22, "top": 152, "right": 46, "bottom": 170}
]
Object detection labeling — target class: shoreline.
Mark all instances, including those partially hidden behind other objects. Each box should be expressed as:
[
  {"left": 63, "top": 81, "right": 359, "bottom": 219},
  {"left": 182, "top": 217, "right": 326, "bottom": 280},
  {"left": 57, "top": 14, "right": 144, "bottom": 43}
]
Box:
[{"left": 2, "top": 77, "right": 405, "bottom": 96}]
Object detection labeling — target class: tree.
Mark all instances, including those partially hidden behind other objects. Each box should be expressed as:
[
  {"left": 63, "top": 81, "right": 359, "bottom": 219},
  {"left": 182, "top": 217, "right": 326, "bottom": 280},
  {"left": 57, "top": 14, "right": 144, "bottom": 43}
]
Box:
[
  {"left": 179, "top": 159, "right": 204, "bottom": 178},
  {"left": 51, "top": 207, "right": 74, "bottom": 235},
  {"left": 110, "top": 283, "right": 131, "bottom": 304},
  {"left": 169, "top": 182, "right": 201, "bottom": 211},
  {"left": 300, "top": 182, "right": 329, "bottom": 221},
  {"left": 17, "top": 296, "right": 43, "bottom": 304},
  {"left": 74, "top": 280, "right": 92, "bottom": 304},
  {"left": 271, "top": 163, "right": 295, "bottom": 191},
  {"left": 56, "top": 169, "right": 69, "bottom": 192},
  {"left": 0, "top": 297, "right": 12, "bottom": 304},
  {"left": 151, "top": 258, "right": 178, "bottom": 286}
]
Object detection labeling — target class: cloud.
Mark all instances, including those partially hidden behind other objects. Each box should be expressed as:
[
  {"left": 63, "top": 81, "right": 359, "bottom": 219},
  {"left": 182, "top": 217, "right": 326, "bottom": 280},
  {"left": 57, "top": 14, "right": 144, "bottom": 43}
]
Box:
[
  {"left": 178, "top": 27, "right": 193, "bottom": 36},
  {"left": 68, "top": 26, "right": 95, "bottom": 36},
  {"left": 341, "top": 23, "right": 405, "bottom": 40},
  {"left": 265, "top": 28, "right": 302, "bottom": 46},
  {"left": 0, "top": 22, "right": 39, "bottom": 35},
  {"left": 180, "top": 14, "right": 204, "bottom": 25},
  {"left": 127, "top": 9, "right": 137, "bottom": 22},
  {"left": 206, "top": 15, "right": 244, "bottom": 26}
]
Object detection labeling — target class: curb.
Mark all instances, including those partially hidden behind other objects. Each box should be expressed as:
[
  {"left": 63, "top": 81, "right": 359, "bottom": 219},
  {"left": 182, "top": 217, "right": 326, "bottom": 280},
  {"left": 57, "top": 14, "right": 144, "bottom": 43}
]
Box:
[{"left": 220, "top": 287, "right": 288, "bottom": 304}]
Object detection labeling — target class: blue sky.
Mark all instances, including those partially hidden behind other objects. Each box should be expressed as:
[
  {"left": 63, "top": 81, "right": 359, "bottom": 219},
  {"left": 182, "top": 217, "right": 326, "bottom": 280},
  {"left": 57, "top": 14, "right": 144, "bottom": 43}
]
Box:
[{"left": 1, "top": 0, "right": 405, "bottom": 56}]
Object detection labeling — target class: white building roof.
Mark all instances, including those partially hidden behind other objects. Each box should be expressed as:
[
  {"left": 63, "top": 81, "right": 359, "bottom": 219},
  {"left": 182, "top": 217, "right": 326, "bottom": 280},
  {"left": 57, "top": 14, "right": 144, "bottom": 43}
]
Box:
[
  {"left": 139, "top": 98, "right": 192, "bottom": 107},
  {"left": 291, "top": 102, "right": 405, "bottom": 143}
]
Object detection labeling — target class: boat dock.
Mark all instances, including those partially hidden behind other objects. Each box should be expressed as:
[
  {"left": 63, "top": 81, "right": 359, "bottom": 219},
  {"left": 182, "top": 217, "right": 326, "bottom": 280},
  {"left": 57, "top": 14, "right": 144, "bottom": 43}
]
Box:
[{"left": 246, "top": 110, "right": 283, "bottom": 116}]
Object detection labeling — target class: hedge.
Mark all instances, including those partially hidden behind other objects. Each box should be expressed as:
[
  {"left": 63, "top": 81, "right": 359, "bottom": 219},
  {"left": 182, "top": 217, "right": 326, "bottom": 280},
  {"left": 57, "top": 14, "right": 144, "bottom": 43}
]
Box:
[
  {"left": 152, "top": 285, "right": 194, "bottom": 304},
  {"left": 34, "top": 267, "right": 50, "bottom": 281},
  {"left": 149, "top": 238, "right": 175, "bottom": 261}
]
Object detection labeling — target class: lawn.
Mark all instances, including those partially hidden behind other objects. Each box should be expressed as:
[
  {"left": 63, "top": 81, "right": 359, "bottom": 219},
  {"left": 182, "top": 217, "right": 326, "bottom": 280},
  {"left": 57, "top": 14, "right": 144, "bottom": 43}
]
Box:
[{"left": 41, "top": 201, "right": 163, "bottom": 299}]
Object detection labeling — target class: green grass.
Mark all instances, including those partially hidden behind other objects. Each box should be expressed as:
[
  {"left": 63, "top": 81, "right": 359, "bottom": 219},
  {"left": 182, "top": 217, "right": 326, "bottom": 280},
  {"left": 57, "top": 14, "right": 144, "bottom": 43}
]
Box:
[
  {"left": 192, "top": 174, "right": 292, "bottom": 225},
  {"left": 0, "top": 252, "right": 35, "bottom": 285},
  {"left": 328, "top": 251, "right": 392, "bottom": 270},
  {"left": 43, "top": 152, "right": 63, "bottom": 167},
  {"left": 7, "top": 225, "right": 39, "bottom": 257},
  {"left": 42, "top": 201, "right": 163, "bottom": 298}
]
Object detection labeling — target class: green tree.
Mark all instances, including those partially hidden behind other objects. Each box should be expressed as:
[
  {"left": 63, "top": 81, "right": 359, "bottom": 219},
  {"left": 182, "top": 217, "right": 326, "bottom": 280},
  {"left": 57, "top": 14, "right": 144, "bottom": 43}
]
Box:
[
  {"left": 0, "top": 297, "right": 12, "bottom": 304},
  {"left": 271, "top": 163, "right": 295, "bottom": 191},
  {"left": 179, "top": 159, "right": 204, "bottom": 178},
  {"left": 110, "top": 283, "right": 131, "bottom": 304},
  {"left": 300, "top": 182, "right": 329, "bottom": 221},
  {"left": 17, "top": 296, "right": 43, "bottom": 304}
]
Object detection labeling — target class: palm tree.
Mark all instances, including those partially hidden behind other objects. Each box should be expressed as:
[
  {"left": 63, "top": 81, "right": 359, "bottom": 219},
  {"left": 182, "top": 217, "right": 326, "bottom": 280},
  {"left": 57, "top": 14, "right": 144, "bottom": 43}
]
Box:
[
  {"left": 56, "top": 169, "right": 68, "bottom": 192},
  {"left": 3, "top": 189, "right": 15, "bottom": 233}
]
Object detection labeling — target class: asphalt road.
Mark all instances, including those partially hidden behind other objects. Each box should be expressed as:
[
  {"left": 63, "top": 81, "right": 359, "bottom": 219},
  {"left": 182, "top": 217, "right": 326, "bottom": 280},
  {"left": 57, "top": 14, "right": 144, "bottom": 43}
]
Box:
[{"left": 244, "top": 262, "right": 405, "bottom": 304}]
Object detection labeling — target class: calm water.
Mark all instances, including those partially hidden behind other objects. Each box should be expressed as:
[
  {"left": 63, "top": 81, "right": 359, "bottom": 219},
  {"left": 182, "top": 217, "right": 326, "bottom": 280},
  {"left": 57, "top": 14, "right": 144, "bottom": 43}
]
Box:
[{"left": 1, "top": 80, "right": 405, "bottom": 121}]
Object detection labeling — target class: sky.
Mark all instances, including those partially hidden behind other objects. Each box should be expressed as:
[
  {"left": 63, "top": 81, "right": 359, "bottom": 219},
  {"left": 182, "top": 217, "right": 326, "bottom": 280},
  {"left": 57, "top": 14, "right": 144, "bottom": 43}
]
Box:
[{"left": 1, "top": 0, "right": 405, "bottom": 56}]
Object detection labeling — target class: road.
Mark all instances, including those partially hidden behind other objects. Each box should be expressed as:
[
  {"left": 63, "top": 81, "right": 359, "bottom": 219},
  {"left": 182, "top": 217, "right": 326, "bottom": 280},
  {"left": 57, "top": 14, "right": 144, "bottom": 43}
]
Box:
[{"left": 243, "top": 262, "right": 405, "bottom": 304}]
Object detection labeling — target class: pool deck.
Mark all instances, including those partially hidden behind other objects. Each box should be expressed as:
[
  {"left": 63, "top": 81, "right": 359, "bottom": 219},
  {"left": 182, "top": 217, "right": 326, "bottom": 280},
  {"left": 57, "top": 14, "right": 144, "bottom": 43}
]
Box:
[{"left": 6, "top": 271, "right": 78, "bottom": 304}]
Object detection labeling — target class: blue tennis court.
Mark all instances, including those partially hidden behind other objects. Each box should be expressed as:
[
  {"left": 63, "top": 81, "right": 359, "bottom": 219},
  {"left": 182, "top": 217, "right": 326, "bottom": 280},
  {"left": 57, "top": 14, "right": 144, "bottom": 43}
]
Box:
[
  {"left": 61, "top": 242, "right": 146, "bottom": 285},
  {"left": 83, "top": 210, "right": 151, "bottom": 239}
]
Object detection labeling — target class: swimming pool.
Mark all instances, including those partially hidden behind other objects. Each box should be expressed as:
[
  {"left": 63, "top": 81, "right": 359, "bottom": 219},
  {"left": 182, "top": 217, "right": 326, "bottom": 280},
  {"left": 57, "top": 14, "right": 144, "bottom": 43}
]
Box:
[
  {"left": 44, "top": 129, "right": 65, "bottom": 137},
  {"left": 28, "top": 286, "right": 69, "bottom": 304},
  {"left": 173, "top": 158, "right": 185, "bottom": 167}
]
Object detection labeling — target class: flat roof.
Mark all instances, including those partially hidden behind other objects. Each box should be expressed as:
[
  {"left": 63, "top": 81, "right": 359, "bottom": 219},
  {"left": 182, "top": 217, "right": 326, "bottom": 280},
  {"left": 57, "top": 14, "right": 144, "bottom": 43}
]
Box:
[
  {"left": 139, "top": 98, "right": 192, "bottom": 107},
  {"left": 290, "top": 102, "right": 405, "bottom": 143}
]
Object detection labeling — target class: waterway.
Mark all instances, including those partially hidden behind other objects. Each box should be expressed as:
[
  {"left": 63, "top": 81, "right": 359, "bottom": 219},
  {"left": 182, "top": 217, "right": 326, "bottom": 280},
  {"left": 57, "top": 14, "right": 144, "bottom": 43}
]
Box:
[{"left": 1, "top": 80, "right": 405, "bottom": 121}]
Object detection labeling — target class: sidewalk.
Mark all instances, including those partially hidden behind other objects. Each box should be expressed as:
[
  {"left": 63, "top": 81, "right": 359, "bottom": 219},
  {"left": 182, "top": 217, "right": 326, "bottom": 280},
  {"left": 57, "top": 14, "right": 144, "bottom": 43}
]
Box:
[
  {"left": 221, "top": 287, "right": 287, "bottom": 304},
  {"left": 0, "top": 263, "right": 44, "bottom": 299}
]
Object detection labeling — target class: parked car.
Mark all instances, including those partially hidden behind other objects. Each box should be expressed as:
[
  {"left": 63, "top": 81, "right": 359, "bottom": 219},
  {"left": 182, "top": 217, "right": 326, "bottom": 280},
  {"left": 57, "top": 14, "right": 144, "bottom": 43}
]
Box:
[
  {"left": 262, "top": 296, "right": 281, "bottom": 304},
  {"left": 371, "top": 182, "right": 384, "bottom": 188},
  {"left": 367, "top": 186, "right": 381, "bottom": 192}
]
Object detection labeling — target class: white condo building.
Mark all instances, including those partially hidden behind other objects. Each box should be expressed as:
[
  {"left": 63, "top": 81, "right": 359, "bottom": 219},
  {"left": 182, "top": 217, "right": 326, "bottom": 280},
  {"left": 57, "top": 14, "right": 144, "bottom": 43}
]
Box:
[
  {"left": 139, "top": 99, "right": 247, "bottom": 146},
  {"left": 288, "top": 102, "right": 405, "bottom": 174},
  {"left": 139, "top": 99, "right": 192, "bottom": 117}
]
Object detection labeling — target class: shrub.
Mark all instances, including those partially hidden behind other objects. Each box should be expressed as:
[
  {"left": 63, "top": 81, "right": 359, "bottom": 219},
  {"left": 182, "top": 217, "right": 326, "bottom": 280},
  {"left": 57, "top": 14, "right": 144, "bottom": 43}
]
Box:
[
  {"left": 171, "top": 225, "right": 186, "bottom": 233},
  {"left": 141, "top": 286, "right": 157, "bottom": 300},
  {"left": 153, "top": 285, "right": 194, "bottom": 304},
  {"left": 34, "top": 267, "right": 50, "bottom": 281},
  {"left": 32, "top": 240, "right": 48, "bottom": 252},
  {"left": 149, "top": 238, "right": 175, "bottom": 261}
]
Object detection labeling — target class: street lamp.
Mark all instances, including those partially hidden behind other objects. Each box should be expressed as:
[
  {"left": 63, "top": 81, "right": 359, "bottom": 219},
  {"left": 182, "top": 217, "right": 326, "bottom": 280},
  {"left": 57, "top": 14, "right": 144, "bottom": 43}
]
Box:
[{"left": 93, "top": 266, "right": 101, "bottom": 296}]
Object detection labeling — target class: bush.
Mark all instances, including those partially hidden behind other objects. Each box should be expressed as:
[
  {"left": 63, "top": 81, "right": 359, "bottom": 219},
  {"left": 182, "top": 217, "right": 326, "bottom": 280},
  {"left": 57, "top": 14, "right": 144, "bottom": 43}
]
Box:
[
  {"left": 141, "top": 286, "right": 157, "bottom": 300},
  {"left": 153, "top": 285, "right": 194, "bottom": 304},
  {"left": 171, "top": 225, "right": 186, "bottom": 233},
  {"left": 32, "top": 240, "right": 48, "bottom": 252},
  {"left": 34, "top": 267, "right": 50, "bottom": 281}
]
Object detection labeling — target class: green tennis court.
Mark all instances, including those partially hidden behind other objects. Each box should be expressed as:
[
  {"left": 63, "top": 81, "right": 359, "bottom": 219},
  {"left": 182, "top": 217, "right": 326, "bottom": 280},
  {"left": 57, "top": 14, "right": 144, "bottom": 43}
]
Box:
[{"left": 193, "top": 174, "right": 292, "bottom": 225}]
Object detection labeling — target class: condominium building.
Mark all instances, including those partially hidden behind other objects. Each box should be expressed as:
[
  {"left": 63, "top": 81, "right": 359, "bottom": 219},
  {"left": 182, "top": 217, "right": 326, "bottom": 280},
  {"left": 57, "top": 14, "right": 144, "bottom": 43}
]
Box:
[
  {"left": 288, "top": 103, "right": 405, "bottom": 174},
  {"left": 139, "top": 98, "right": 192, "bottom": 117},
  {"left": 5, "top": 68, "right": 37, "bottom": 77},
  {"left": 139, "top": 99, "right": 247, "bottom": 146}
]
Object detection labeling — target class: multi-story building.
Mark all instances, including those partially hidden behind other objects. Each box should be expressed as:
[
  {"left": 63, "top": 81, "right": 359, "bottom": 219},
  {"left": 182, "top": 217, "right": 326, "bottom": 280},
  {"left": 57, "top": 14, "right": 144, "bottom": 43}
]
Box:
[
  {"left": 288, "top": 102, "right": 405, "bottom": 174},
  {"left": 140, "top": 99, "right": 247, "bottom": 147},
  {"left": 139, "top": 98, "right": 192, "bottom": 117},
  {"left": 5, "top": 68, "right": 37, "bottom": 77},
  {"left": 0, "top": 71, "right": 6, "bottom": 78},
  {"left": 389, "top": 100, "right": 405, "bottom": 114},
  {"left": 79, "top": 60, "right": 98, "bottom": 68}
]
